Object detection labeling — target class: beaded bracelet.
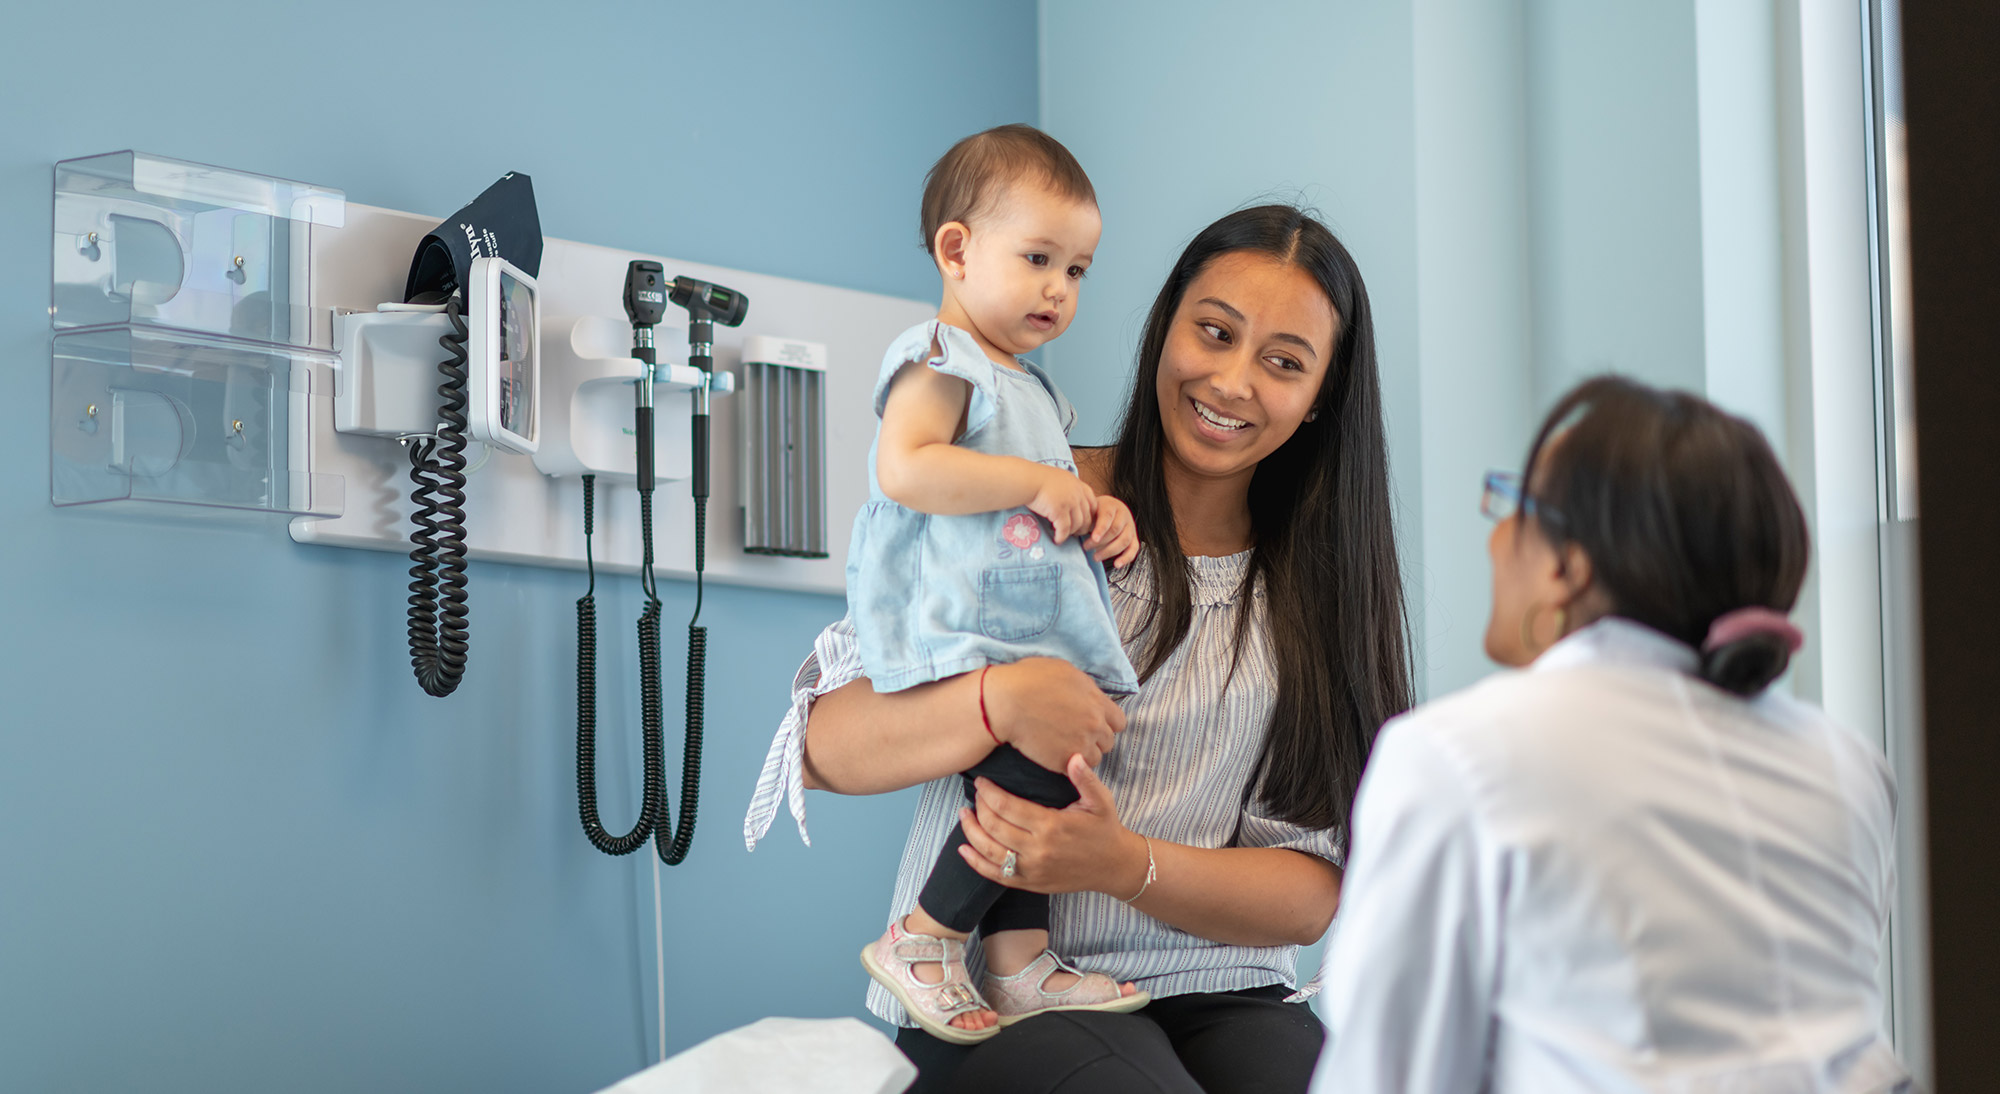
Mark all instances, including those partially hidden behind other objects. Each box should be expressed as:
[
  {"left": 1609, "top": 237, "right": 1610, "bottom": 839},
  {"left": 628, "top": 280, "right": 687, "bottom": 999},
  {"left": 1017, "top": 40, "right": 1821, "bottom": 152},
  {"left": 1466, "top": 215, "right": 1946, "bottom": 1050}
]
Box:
[{"left": 1123, "top": 836, "right": 1157, "bottom": 903}]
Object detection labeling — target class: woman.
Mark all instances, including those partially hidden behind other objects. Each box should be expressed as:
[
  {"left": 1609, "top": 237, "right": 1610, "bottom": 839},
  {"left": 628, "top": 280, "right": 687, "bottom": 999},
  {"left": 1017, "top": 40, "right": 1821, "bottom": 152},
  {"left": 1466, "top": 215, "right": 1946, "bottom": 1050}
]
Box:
[
  {"left": 745, "top": 205, "right": 1412, "bottom": 1093},
  {"left": 1311, "top": 377, "right": 1908, "bottom": 1093}
]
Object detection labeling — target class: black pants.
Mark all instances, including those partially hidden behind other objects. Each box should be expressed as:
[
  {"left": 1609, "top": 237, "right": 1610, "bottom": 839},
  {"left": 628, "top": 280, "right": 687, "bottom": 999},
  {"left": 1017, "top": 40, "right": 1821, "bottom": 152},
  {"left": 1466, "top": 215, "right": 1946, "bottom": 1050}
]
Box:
[
  {"left": 915, "top": 745, "right": 1079, "bottom": 934},
  {"left": 895, "top": 985, "right": 1325, "bottom": 1093}
]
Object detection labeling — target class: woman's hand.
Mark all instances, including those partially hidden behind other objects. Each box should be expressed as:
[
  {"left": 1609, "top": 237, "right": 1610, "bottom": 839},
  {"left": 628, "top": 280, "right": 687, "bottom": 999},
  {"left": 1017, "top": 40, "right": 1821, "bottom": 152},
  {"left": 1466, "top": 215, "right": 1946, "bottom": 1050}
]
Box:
[
  {"left": 1085, "top": 494, "right": 1140, "bottom": 569},
  {"left": 956, "top": 755, "right": 1148, "bottom": 897},
  {"left": 986, "top": 659, "right": 1126, "bottom": 771}
]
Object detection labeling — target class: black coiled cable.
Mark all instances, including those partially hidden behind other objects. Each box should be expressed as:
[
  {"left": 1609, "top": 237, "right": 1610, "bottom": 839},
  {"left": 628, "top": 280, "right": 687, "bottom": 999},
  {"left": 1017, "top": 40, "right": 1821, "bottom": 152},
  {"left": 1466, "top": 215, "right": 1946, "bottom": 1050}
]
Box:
[
  {"left": 656, "top": 499, "right": 705, "bottom": 865},
  {"left": 577, "top": 475, "right": 665, "bottom": 854},
  {"left": 407, "top": 292, "right": 471, "bottom": 698},
  {"left": 575, "top": 475, "right": 702, "bottom": 863}
]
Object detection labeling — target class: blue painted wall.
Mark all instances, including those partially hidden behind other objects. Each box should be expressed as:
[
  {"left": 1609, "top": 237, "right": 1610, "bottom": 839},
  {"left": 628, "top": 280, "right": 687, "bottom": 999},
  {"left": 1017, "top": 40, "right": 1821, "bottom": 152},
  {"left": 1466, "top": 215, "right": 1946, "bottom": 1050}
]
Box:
[
  {"left": 0, "top": 3, "right": 1034, "bottom": 1091},
  {"left": 1038, "top": 0, "right": 1426, "bottom": 703}
]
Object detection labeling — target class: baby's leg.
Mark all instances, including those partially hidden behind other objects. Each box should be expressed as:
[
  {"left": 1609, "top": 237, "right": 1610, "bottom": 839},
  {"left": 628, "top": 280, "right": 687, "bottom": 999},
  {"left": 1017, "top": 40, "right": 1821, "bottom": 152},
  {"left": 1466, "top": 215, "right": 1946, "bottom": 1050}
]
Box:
[
  {"left": 979, "top": 888, "right": 1058, "bottom": 982},
  {"left": 962, "top": 749, "right": 1136, "bottom": 1000}
]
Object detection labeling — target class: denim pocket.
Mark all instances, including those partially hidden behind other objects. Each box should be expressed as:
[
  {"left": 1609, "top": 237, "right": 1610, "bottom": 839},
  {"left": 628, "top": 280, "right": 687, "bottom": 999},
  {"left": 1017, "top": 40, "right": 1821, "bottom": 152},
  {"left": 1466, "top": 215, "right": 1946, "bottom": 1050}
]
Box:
[{"left": 979, "top": 564, "right": 1061, "bottom": 642}]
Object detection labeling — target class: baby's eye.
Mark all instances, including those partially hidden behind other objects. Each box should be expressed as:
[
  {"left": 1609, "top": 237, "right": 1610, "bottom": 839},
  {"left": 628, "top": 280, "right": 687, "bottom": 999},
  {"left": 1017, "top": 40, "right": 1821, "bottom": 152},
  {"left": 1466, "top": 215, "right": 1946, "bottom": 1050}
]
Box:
[
  {"left": 1024, "top": 253, "right": 1049, "bottom": 267},
  {"left": 1067, "top": 265, "right": 1088, "bottom": 280}
]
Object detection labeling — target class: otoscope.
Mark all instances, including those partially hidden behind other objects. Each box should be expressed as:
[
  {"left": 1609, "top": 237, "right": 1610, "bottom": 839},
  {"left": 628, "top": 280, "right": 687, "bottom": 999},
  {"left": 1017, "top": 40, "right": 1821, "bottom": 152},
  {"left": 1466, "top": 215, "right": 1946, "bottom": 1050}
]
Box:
[{"left": 574, "top": 260, "right": 747, "bottom": 864}]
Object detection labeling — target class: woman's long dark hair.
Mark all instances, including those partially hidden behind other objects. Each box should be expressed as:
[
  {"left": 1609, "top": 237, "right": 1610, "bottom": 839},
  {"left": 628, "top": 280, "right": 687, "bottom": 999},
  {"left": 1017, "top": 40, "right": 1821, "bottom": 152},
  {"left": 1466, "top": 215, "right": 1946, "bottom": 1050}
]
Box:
[
  {"left": 1521, "top": 376, "right": 1811, "bottom": 696},
  {"left": 1108, "top": 205, "right": 1412, "bottom": 833}
]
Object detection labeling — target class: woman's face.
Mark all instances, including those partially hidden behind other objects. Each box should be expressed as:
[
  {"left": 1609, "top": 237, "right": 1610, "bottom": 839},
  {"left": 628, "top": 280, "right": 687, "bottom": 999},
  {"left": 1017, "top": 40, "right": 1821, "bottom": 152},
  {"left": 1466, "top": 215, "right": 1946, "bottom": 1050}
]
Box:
[
  {"left": 1153, "top": 251, "right": 1338, "bottom": 487},
  {"left": 1484, "top": 511, "right": 1567, "bottom": 667},
  {"left": 1484, "top": 448, "right": 1600, "bottom": 666}
]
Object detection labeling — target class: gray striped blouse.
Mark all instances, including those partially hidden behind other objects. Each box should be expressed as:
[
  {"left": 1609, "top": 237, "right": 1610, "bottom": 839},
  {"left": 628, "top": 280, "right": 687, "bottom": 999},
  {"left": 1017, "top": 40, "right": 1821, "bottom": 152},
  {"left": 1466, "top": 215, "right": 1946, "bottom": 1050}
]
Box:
[{"left": 744, "top": 548, "right": 1339, "bottom": 1027}]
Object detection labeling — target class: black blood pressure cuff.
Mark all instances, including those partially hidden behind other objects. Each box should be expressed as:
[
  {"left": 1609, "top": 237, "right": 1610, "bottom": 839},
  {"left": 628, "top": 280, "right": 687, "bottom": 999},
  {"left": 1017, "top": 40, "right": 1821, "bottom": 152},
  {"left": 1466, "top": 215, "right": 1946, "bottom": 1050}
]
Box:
[{"left": 403, "top": 171, "right": 544, "bottom": 304}]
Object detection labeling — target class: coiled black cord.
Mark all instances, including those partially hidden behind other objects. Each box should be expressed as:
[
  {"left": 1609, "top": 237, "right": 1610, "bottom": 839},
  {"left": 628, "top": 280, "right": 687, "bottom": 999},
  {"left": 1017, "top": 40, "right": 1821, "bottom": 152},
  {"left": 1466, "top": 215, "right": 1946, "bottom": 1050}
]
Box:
[
  {"left": 407, "top": 292, "right": 471, "bottom": 698},
  {"left": 577, "top": 475, "right": 665, "bottom": 855},
  {"left": 572, "top": 475, "right": 705, "bottom": 864},
  {"left": 656, "top": 498, "right": 705, "bottom": 865}
]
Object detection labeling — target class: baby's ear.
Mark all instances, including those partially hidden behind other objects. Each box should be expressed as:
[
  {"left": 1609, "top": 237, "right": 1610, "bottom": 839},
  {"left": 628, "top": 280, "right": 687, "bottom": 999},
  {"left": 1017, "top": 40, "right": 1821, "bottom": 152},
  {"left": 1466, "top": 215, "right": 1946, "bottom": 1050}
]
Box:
[{"left": 933, "top": 221, "right": 972, "bottom": 278}]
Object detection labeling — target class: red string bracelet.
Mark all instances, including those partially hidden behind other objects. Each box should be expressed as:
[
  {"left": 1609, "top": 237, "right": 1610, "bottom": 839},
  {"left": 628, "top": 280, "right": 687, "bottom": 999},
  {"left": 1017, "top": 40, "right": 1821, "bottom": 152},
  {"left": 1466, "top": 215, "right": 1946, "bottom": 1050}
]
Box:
[{"left": 978, "top": 665, "right": 1002, "bottom": 745}]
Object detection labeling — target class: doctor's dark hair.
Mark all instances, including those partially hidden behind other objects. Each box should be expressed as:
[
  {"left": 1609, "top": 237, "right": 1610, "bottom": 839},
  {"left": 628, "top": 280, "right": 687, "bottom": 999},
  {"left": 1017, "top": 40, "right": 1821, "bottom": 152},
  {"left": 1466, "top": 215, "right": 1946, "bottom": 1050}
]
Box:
[
  {"left": 1108, "top": 205, "right": 1412, "bottom": 834},
  {"left": 1521, "top": 376, "right": 1811, "bottom": 697},
  {"left": 920, "top": 124, "right": 1096, "bottom": 259}
]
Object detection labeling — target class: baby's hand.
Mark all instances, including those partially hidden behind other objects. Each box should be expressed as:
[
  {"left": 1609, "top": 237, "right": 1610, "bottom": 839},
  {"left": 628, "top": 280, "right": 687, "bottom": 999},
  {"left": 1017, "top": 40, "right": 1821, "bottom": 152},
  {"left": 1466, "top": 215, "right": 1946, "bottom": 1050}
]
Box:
[
  {"left": 1027, "top": 465, "right": 1096, "bottom": 543},
  {"left": 1085, "top": 495, "right": 1140, "bottom": 569}
]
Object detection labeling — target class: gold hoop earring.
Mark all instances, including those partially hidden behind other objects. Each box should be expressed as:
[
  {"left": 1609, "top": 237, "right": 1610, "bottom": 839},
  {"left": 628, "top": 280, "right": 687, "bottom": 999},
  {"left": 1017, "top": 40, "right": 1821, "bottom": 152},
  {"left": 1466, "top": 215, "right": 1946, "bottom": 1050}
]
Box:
[{"left": 1519, "top": 601, "right": 1568, "bottom": 658}]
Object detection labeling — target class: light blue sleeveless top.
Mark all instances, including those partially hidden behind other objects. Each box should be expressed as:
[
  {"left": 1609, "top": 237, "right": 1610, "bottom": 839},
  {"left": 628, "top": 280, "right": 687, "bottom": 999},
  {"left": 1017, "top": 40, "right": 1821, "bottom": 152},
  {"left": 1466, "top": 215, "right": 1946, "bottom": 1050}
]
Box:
[{"left": 844, "top": 320, "right": 1139, "bottom": 695}]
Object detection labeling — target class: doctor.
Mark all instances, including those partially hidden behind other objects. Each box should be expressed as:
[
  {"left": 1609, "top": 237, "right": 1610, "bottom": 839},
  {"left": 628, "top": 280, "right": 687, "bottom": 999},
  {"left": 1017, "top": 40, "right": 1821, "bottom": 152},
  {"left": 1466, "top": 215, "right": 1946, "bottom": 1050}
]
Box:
[{"left": 1311, "top": 377, "right": 1909, "bottom": 1093}]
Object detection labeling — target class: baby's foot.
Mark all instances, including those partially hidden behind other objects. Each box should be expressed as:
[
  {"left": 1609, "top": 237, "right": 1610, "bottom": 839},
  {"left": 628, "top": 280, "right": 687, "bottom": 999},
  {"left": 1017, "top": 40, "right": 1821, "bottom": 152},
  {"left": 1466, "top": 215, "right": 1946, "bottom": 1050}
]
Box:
[
  {"left": 983, "top": 950, "right": 1150, "bottom": 1026},
  {"left": 859, "top": 920, "right": 999, "bottom": 1041},
  {"left": 907, "top": 954, "right": 999, "bottom": 1033}
]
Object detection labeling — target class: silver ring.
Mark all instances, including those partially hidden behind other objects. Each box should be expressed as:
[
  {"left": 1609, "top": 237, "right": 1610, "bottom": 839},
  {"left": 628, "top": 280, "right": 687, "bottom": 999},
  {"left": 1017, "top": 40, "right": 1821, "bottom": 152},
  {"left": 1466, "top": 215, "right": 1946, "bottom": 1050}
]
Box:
[{"left": 1001, "top": 850, "right": 1018, "bottom": 878}]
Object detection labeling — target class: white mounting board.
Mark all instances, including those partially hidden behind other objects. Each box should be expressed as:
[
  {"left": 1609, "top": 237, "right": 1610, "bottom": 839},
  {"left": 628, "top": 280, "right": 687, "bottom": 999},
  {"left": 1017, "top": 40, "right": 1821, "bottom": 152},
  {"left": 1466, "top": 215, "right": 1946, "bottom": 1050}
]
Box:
[{"left": 288, "top": 204, "right": 930, "bottom": 597}]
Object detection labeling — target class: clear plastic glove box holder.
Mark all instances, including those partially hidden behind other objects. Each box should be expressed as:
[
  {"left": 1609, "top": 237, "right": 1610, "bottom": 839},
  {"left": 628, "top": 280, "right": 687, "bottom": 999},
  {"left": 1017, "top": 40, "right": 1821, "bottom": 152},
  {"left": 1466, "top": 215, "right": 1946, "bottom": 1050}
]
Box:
[
  {"left": 52, "top": 150, "right": 343, "bottom": 346},
  {"left": 51, "top": 323, "right": 341, "bottom": 516}
]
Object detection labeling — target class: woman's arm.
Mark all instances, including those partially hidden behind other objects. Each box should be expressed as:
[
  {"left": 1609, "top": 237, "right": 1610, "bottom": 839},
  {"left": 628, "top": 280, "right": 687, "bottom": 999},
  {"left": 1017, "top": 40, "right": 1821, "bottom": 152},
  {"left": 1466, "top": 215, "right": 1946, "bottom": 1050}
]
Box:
[
  {"left": 1123, "top": 840, "right": 1341, "bottom": 948},
  {"left": 803, "top": 657, "right": 1128, "bottom": 795},
  {"left": 957, "top": 759, "right": 1341, "bottom": 947}
]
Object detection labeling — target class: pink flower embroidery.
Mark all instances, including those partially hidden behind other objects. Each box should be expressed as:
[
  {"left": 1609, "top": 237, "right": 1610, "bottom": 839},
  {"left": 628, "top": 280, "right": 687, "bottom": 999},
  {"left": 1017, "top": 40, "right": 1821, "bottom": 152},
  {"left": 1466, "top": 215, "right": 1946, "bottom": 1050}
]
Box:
[{"left": 1002, "top": 513, "right": 1042, "bottom": 550}]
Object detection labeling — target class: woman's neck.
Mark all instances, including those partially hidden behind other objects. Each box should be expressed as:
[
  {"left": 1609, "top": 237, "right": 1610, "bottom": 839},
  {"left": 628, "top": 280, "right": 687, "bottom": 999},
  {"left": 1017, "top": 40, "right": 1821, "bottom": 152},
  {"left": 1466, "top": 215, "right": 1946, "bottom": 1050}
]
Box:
[
  {"left": 1075, "top": 446, "right": 1254, "bottom": 557},
  {"left": 1162, "top": 451, "right": 1255, "bottom": 557}
]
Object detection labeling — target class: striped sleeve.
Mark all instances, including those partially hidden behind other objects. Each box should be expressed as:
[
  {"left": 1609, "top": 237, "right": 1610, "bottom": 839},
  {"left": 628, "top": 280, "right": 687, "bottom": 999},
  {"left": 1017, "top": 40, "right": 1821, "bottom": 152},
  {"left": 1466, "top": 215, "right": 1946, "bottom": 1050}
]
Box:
[
  {"left": 743, "top": 614, "right": 863, "bottom": 851},
  {"left": 1235, "top": 801, "right": 1344, "bottom": 1003}
]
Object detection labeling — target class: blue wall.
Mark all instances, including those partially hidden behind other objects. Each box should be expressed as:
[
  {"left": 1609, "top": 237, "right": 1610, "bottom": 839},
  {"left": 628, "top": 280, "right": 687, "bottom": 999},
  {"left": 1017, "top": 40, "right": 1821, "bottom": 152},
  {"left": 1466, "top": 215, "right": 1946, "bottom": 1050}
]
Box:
[
  {"left": 0, "top": 3, "right": 1034, "bottom": 1091},
  {"left": 1039, "top": 0, "right": 1427, "bottom": 704}
]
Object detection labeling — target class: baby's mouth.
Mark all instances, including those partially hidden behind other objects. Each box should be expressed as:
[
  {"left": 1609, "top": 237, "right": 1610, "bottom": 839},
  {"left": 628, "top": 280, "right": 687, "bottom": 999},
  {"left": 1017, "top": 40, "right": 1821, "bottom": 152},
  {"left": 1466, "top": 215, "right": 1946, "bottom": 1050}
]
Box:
[{"left": 1026, "top": 311, "right": 1058, "bottom": 331}]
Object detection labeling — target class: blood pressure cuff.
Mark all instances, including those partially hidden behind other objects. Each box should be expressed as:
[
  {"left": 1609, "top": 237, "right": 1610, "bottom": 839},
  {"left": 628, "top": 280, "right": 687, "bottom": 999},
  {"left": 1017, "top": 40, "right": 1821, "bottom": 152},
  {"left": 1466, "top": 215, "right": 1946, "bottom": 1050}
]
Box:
[{"left": 403, "top": 171, "right": 544, "bottom": 304}]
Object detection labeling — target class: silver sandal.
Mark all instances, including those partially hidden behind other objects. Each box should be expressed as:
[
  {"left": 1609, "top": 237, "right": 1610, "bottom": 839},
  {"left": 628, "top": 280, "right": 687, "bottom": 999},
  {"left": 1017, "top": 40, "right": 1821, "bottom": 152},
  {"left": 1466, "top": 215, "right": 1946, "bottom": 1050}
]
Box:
[{"left": 860, "top": 920, "right": 998, "bottom": 1044}]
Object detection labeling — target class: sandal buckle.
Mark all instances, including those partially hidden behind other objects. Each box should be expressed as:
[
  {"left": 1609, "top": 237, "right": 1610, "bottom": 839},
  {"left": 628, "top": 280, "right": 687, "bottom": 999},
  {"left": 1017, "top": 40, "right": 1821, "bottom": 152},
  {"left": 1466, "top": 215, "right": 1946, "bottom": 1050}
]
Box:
[{"left": 934, "top": 983, "right": 979, "bottom": 1011}]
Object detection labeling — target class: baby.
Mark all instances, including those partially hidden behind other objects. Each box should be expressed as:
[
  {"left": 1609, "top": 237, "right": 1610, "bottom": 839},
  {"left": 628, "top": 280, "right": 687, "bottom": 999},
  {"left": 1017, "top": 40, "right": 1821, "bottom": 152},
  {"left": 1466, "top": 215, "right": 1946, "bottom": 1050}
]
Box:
[{"left": 850, "top": 125, "right": 1147, "bottom": 1043}]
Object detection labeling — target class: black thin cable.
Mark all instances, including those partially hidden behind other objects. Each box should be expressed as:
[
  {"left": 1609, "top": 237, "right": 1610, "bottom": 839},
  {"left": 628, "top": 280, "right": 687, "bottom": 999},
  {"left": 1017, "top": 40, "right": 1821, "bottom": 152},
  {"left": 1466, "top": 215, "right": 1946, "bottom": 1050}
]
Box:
[
  {"left": 407, "top": 291, "right": 471, "bottom": 698},
  {"left": 577, "top": 474, "right": 665, "bottom": 855}
]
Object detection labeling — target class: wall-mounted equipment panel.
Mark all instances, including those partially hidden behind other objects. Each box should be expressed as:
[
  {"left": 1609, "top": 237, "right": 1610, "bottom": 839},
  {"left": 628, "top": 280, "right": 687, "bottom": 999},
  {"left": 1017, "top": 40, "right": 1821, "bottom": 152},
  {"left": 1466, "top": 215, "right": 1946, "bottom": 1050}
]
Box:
[{"left": 292, "top": 204, "right": 930, "bottom": 597}]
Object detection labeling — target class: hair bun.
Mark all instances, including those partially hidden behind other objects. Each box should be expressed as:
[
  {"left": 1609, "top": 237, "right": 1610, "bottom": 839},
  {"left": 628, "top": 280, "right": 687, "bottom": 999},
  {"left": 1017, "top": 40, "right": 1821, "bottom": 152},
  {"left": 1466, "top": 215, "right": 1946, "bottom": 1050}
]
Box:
[{"left": 1698, "top": 632, "right": 1793, "bottom": 696}]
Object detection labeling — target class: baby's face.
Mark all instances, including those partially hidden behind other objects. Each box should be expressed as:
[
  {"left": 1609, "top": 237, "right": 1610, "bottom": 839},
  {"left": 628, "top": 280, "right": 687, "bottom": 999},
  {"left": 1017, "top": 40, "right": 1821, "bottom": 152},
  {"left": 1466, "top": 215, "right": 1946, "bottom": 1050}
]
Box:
[{"left": 955, "top": 183, "right": 1101, "bottom": 356}]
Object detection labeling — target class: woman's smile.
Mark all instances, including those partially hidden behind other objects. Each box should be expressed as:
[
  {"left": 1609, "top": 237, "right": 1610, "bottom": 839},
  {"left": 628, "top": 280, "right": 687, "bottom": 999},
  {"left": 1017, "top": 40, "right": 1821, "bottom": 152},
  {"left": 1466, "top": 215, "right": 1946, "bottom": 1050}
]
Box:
[{"left": 1188, "top": 396, "right": 1252, "bottom": 438}]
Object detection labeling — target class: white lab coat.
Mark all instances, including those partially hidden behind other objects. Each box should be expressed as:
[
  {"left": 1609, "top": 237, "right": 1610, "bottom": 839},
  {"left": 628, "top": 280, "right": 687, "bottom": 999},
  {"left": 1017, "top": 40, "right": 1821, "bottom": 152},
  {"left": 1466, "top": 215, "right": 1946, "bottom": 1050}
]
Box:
[{"left": 1311, "top": 618, "right": 1909, "bottom": 1094}]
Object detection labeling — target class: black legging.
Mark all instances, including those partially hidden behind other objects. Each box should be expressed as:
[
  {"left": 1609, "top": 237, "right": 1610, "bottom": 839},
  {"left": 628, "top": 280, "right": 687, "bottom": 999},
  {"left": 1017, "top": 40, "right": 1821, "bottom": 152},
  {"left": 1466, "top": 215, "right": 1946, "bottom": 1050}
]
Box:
[
  {"left": 916, "top": 744, "right": 1080, "bottom": 934},
  {"left": 895, "top": 985, "right": 1325, "bottom": 1093}
]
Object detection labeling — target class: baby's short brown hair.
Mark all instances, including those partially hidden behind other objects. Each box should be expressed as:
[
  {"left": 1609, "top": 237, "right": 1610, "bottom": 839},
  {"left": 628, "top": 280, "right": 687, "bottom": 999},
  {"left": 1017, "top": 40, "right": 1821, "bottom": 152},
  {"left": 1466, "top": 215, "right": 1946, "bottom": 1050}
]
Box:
[{"left": 920, "top": 124, "right": 1096, "bottom": 258}]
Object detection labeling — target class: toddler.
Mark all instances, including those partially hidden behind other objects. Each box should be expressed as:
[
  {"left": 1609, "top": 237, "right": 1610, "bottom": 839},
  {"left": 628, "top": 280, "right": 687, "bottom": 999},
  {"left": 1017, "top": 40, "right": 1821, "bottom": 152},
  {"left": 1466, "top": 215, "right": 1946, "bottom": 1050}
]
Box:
[{"left": 851, "top": 125, "right": 1146, "bottom": 1043}]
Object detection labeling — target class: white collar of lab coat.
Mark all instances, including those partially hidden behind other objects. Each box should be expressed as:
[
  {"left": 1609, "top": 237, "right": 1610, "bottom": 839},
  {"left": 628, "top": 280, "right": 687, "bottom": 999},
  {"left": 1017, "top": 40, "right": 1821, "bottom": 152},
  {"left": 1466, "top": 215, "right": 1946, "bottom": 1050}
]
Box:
[{"left": 1532, "top": 615, "right": 1700, "bottom": 676}]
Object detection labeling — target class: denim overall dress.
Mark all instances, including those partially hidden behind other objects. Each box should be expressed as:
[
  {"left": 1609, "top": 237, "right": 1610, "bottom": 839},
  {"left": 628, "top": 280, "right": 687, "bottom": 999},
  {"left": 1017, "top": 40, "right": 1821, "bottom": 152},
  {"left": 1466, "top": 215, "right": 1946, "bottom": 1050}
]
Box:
[{"left": 845, "top": 320, "right": 1138, "bottom": 697}]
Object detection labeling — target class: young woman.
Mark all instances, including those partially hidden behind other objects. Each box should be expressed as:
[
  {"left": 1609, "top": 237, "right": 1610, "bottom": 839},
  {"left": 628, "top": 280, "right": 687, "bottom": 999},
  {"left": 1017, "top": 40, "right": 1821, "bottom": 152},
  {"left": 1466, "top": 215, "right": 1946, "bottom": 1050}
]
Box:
[
  {"left": 746, "top": 204, "right": 1412, "bottom": 1093},
  {"left": 1312, "top": 377, "right": 1908, "bottom": 1093}
]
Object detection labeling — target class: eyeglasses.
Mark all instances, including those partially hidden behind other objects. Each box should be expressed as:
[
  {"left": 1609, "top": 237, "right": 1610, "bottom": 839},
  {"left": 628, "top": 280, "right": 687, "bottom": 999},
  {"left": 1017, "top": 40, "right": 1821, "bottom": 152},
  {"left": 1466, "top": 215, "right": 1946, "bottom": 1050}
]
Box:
[{"left": 1480, "top": 470, "right": 1549, "bottom": 523}]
